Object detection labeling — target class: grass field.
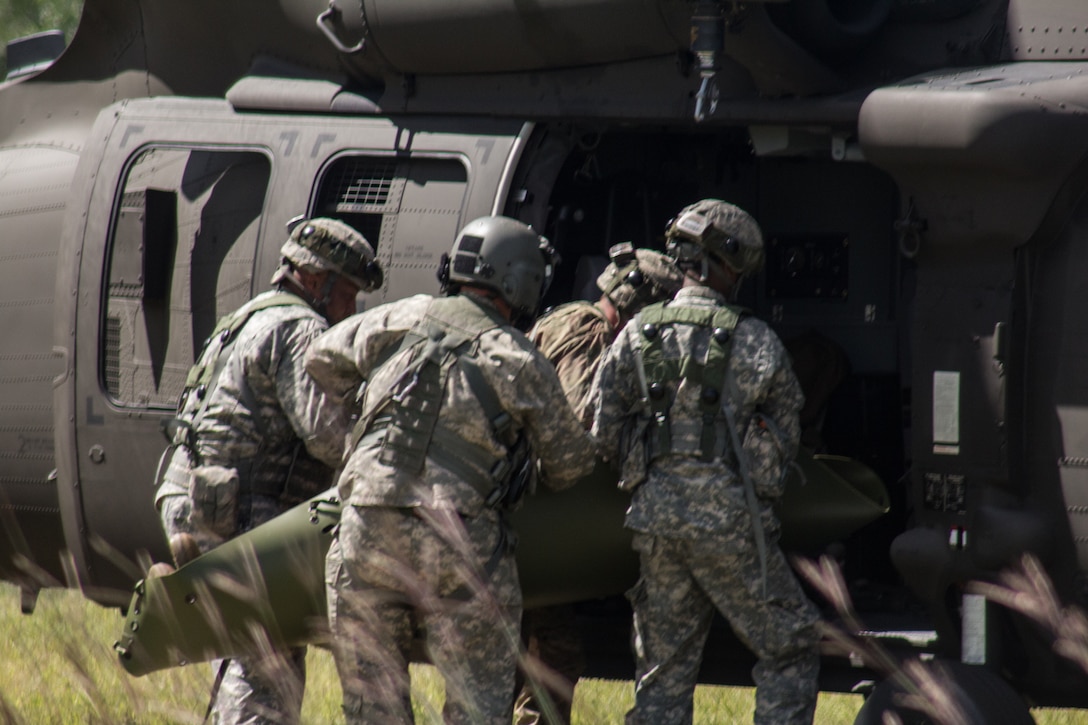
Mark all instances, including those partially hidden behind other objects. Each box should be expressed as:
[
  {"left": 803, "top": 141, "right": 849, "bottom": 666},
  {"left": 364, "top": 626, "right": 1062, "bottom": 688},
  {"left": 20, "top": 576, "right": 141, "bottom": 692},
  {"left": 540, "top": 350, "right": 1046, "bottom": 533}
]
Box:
[{"left": 2, "top": 582, "right": 1087, "bottom": 724}]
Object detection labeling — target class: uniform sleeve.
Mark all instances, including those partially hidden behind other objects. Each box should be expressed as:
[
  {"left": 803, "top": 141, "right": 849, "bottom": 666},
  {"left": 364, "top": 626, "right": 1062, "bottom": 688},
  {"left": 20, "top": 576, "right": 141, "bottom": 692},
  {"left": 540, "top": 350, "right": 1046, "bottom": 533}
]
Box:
[
  {"left": 305, "top": 302, "right": 413, "bottom": 401},
  {"left": 588, "top": 325, "right": 644, "bottom": 462},
  {"left": 516, "top": 353, "right": 597, "bottom": 491},
  {"left": 761, "top": 339, "right": 804, "bottom": 456},
  {"left": 305, "top": 314, "right": 368, "bottom": 401},
  {"left": 742, "top": 333, "right": 805, "bottom": 500},
  {"left": 273, "top": 317, "right": 351, "bottom": 469}
]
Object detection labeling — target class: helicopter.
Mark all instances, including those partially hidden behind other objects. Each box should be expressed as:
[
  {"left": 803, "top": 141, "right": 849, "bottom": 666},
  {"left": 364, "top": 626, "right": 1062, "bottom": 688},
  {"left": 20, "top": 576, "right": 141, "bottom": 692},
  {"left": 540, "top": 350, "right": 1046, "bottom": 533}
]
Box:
[{"left": 2, "top": 0, "right": 1087, "bottom": 720}]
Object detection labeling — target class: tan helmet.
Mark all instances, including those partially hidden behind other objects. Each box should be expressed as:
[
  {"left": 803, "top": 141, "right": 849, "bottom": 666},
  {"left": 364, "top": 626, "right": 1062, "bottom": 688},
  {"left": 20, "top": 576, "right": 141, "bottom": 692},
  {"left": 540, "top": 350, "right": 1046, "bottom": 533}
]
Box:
[
  {"left": 438, "top": 216, "right": 557, "bottom": 323},
  {"left": 664, "top": 199, "right": 764, "bottom": 277},
  {"left": 274, "top": 217, "right": 383, "bottom": 292},
  {"left": 596, "top": 243, "right": 683, "bottom": 316}
]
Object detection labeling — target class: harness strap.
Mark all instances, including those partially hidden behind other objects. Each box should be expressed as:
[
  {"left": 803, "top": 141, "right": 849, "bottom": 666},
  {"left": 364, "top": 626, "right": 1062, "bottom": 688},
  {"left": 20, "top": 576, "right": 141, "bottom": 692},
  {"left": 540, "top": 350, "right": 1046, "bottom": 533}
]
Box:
[
  {"left": 376, "top": 328, "right": 472, "bottom": 473},
  {"left": 357, "top": 421, "right": 501, "bottom": 501},
  {"left": 350, "top": 295, "right": 515, "bottom": 493},
  {"left": 633, "top": 300, "right": 769, "bottom": 597}
]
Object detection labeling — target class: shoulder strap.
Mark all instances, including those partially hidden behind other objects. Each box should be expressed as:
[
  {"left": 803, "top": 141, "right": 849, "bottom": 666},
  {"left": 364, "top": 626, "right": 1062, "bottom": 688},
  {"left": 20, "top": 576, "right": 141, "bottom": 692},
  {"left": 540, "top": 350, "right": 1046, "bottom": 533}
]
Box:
[{"left": 721, "top": 371, "right": 769, "bottom": 600}]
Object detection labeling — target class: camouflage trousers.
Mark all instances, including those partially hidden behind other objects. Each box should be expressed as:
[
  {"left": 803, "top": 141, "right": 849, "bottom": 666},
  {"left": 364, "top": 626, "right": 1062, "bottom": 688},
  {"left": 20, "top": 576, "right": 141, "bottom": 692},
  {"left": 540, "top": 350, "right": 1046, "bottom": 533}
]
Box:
[
  {"left": 158, "top": 493, "right": 306, "bottom": 725},
  {"left": 625, "top": 532, "right": 820, "bottom": 725},
  {"left": 327, "top": 504, "right": 522, "bottom": 725}
]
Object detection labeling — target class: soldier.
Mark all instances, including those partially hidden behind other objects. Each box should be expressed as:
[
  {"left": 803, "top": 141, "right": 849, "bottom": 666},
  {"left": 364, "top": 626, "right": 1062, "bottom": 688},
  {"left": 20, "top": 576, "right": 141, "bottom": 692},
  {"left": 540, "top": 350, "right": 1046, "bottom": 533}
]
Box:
[
  {"left": 305, "top": 216, "right": 596, "bottom": 725},
  {"left": 588, "top": 199, "right": 821, "bottom": 725},
  {"left": 153, "top": 217, "right": 383, "bottom": 725},
  {"left": 516, "top": 243, "right": 682, "bottom": 724}
]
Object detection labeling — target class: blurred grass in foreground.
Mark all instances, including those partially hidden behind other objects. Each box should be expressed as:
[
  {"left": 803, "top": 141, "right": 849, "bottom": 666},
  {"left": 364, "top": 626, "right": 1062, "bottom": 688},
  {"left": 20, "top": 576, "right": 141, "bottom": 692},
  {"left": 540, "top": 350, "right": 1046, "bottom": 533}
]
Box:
[{"left": 1, "top": 583, "right": 1087, "bottom": 723}]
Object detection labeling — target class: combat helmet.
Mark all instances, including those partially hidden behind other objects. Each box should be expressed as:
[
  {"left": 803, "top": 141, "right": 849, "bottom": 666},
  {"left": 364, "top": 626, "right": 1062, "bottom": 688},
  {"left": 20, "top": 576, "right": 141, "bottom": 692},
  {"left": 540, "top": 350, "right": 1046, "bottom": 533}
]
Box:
[
  {"left": 664, "top": 199, "right": 764, "bottom": 278},
  {"left": 274, "top": 217, "right": 383, "bottom": 292},
  {"left": 596, "top": 242, "right": 683, "bottom": 317},
  {"left": 438, "top": 216, "right": 557, "bottom": 323}
]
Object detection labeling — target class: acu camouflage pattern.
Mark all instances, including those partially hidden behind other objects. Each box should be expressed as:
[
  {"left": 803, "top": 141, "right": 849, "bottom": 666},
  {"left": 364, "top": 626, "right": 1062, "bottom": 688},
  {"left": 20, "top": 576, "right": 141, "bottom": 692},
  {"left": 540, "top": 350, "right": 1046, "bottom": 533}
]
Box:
[
  {"left": 306, "top": 291, "right": 595, "bottom": 724},
  {"left": 155, "top": 289, "right": 349, "bottom": 725},
  {"left": 588, "top": 284, "right": 819, "bottom": 725},
  {"left": 626, "top": 532, "right": 819, "bottom": 725},
  {"left": 328, "top": 504, "right": 522, "bottom": 725},
  {"left": 527, "top": 300, "right": 614, "bottom": 428},
  {"left": 305, "top": 293, "right": 595, "bottom": 512},
  {"left": 155, "top": 290, "right": 348, "bottom": 518},
  {"left": 590, "top": 286, "right": 805, "bottom": 535}
]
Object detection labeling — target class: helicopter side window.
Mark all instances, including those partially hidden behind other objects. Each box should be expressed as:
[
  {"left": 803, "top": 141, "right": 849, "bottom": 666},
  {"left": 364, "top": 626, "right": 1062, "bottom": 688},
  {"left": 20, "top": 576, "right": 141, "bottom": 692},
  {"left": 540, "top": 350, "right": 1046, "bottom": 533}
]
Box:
[
  {"left": 102, "top": 146, "right": 271, "bottom": 409},
  {"left": 313, "top": 154, "right": 469, "bottom": 306}
]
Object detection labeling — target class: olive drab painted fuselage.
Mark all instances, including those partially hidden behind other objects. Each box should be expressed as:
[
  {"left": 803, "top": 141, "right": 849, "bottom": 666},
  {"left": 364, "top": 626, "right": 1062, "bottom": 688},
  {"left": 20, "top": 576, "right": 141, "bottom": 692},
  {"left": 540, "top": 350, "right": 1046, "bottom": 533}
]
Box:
[{"left": 3, "top": 0, "right": 1088, "bottom": 710}]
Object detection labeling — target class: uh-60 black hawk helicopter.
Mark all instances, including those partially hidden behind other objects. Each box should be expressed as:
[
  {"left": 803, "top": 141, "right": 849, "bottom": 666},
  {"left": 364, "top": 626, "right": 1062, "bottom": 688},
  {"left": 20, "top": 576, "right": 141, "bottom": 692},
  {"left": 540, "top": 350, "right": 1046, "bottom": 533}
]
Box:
[{"left": 2, "top": 0, "right": 1088, "bottom": 720}]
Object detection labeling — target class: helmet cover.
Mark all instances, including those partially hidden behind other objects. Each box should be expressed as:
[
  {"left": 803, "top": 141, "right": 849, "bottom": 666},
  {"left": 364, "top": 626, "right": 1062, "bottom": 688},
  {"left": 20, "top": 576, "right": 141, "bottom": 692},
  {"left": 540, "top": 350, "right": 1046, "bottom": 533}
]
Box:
[
  {"left": 596, "top": 243, "right": 683, "bottom": 315},
  {"left": 276, "top": 217, "right": 383, "bottom": 291},
  {"left": 665, "top": 199, "right": 764, "bottom": 277}
]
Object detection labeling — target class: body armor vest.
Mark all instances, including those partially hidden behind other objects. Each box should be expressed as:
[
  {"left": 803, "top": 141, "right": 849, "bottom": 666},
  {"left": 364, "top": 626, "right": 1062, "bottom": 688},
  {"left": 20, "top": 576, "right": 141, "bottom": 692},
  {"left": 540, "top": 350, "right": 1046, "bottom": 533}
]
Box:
[
  {"left": 353, "top": 294, "right": 529, "bottom": 506},
  {"left": 635, "top": 301, "right": 743, "bottom": 463},
  {"left": 159, "top": 291, "right": 329, "bottom": 502},
  {"left": 166, "top": 292, "right": 306, "bottom": 452}
]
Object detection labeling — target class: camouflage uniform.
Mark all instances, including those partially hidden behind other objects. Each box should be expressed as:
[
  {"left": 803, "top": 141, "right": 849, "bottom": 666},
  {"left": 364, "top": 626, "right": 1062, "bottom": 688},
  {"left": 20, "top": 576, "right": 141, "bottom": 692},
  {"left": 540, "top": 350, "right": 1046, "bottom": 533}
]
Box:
[
  {"left": 154, "top": 290, "right": 350, "bottom": 725},
  {"left": 517, "top": 247, "right": 681, "bottom": 724},
  {"left": 307, "top": 291, "right": 595, "bottom": 725},
  {"left": 528, "top": 301, "right": 613, "bottom": 426},
  {"left": 589, "top": 285, "right": 820, "bottom": 725}
]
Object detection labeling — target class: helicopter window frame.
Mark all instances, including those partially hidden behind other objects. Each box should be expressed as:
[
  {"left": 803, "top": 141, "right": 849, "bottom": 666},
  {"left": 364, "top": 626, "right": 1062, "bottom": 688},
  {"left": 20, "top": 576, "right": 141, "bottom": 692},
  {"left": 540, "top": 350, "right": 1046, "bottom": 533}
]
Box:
[
  {"left": 100, "top": 142, "right": 274, "bottom": 412},
  {"left": 310, "top": 150, "right": 472, "bottom": 305}
]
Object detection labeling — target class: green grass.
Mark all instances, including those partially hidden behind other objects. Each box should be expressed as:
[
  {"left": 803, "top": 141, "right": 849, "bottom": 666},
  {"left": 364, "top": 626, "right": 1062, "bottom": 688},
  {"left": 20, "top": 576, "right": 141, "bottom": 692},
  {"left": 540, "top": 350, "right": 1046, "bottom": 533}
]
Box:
[{"left": 1, "top": 582, "right": 1087, "bottom": 724}]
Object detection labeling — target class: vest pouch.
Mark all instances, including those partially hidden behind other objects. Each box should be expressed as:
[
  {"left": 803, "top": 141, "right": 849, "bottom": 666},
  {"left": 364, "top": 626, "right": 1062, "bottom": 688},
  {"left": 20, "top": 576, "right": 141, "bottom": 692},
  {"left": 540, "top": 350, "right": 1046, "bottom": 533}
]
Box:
[{"left": 188, "top": 464, "right": 240, "bottom": 540}]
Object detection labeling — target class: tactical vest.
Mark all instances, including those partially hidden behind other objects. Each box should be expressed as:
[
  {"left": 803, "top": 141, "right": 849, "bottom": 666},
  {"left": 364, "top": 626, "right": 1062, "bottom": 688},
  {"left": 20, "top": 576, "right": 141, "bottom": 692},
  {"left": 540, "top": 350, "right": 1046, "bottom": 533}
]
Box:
[
  {"left": 353, "top": 294, "right": 527, "bottom": 507},
  {"left": 158, "top": 291, "right": 328, "bottom": 502},
  {"left": 635, "top": 301, "right": 743, "bottom": 463},
  {"left": 164, "top": 292, "right": 305, "bottom": 449}
]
